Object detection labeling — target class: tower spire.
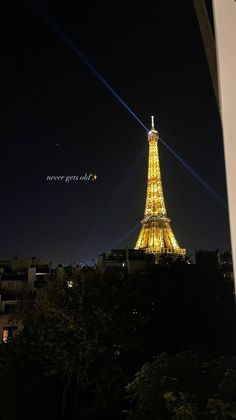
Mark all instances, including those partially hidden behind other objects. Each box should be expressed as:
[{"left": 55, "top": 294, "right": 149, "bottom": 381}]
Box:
[
  {"left": 135, "top": 117, "right": 185, "bottom": 258},
  {"left": 151, "top": 115, "right": 155, "bottom": 130}
]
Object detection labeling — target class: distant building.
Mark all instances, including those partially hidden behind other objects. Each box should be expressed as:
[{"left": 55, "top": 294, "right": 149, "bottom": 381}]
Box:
[
  {"left": 195, "top": 249, "right": 220, "bottom": 269},
  {"left": 0, "top": 257, "right": 50, "bottom": 343},
  {"left": 97, "top": 249, "right": 155, "bottom": 274},
  {"left": 219, "top": 251, "right": 234, "bottom": 281}
]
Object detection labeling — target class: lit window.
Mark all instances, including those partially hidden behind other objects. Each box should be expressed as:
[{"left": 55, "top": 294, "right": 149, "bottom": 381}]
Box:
[
  {"left": 67, "top": 280, "right": 73, "bottom": 288},
  {"left": 2, "top": 327, "right": 17, "bottom": 343}
]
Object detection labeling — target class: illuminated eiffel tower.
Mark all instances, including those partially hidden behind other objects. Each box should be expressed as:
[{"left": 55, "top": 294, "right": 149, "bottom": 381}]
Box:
[{"left": 135, "top": 116, "right": 186, "bottom": 258}]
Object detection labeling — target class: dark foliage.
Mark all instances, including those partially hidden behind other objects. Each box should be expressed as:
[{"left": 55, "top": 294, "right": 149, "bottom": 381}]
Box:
[
  {"left": 126, "top": 351, "right": 236, "bottom": 419},
  {"left": 0, "top": 261, "right": 235, "bottom": 419}
]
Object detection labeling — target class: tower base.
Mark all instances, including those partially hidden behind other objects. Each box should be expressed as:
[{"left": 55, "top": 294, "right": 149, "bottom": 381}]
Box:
[{"left": 135, "top": 217, "right": 186, "bottom": 257}]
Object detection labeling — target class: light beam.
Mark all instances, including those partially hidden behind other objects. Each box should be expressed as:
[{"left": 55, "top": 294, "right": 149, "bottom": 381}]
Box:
[
  {"left": 29, "top": 0, "right": 227, "bottom": 210},
  {"left": 159, "top": 137, "right": 227, "bottom": 209}
]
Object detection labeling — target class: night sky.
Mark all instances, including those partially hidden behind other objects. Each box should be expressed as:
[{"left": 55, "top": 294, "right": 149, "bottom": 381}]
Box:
[{"left": 1, "top": 0, "right": 231, "bottom": 264}]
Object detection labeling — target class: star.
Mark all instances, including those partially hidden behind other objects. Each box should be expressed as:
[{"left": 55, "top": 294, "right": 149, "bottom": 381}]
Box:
[{"left": 92, "top": 174, "right": 98, "bottom": 181}]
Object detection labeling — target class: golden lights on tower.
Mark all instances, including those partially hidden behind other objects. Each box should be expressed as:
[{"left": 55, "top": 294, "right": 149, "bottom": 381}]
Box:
[{"left": 135, "top": 116, "right": 186, "bottom": 257}]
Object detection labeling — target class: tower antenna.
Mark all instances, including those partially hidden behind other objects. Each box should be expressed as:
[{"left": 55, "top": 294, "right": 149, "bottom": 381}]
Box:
[{"left": 151, "top": 115, "right": 155, "bottom": 129}]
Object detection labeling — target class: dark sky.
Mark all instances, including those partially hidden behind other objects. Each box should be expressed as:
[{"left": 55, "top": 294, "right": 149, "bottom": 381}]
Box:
[{"left": 1, "top": 0, "right": 231, "bottom": 263}]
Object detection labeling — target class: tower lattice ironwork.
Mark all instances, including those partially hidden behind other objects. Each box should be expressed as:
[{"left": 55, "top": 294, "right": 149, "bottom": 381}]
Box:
[{"left": 135, "top": 116, "right": 186, "bottom": 257}]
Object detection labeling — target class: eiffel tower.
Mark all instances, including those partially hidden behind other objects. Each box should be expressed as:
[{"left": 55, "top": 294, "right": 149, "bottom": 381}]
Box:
[{"left": 135, "top": 116, "right": 186, "bottom": 258}]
